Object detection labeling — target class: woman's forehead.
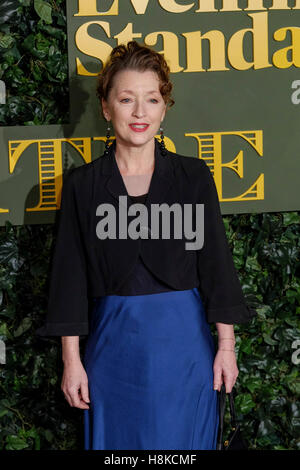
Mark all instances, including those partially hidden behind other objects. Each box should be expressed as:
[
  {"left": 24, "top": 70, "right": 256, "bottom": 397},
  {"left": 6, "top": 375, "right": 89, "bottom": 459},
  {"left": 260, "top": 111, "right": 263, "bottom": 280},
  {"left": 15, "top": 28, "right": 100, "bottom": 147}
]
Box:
[{"left": 112, "top": 69, "right": 161, "bottom": 90}]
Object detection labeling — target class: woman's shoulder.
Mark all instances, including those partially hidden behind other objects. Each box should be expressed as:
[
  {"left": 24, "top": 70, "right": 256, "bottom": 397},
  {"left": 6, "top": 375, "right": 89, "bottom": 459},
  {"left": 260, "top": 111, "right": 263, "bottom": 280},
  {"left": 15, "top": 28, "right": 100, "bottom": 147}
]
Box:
[{"left": 63, "top": 155, "right": 102, "bottom": 186}]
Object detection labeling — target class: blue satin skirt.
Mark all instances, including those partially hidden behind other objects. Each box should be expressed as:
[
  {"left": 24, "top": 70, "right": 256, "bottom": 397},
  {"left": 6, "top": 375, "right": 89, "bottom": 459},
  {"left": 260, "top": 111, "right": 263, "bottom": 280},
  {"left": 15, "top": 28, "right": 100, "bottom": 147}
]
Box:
[{"left": 83, "top": 287, "right": 219, "bottom": 450}]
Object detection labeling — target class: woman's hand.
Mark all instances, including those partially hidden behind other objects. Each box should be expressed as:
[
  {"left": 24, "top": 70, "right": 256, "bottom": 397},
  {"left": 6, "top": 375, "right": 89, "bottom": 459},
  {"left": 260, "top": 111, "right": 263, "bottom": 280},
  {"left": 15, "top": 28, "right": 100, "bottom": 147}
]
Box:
[
  {"left": 213, "top": 349, "right": 239, "bottom": 393},
  {"left": 61, "top": 359, "right": 90, "bottom": 409}
]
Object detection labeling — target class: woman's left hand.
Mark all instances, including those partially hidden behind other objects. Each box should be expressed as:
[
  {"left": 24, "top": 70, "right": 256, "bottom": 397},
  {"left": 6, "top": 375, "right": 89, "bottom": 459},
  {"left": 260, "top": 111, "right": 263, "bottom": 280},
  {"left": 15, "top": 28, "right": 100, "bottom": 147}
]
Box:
[{"left": 213, "top": 349, "right": 239, "bottom": 393}]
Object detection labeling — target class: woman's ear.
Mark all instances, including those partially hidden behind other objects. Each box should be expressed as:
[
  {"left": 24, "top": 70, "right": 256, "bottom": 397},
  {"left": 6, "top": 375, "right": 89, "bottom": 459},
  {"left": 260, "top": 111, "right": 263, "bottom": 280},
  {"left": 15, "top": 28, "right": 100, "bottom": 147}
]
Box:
[
  {"left": 161, "top": 103, "right": 167, "bottom": 122},
  {"left": 102, "top": 98, "right": 110, "bottom": 121}
]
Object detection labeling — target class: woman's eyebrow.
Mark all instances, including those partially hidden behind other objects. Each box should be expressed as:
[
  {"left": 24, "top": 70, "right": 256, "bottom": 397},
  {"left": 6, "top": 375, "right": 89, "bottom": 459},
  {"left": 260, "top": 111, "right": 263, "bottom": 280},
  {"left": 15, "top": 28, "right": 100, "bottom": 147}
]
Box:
[{"left": 118, "top": 89, "right": 159, "bottom": 95}]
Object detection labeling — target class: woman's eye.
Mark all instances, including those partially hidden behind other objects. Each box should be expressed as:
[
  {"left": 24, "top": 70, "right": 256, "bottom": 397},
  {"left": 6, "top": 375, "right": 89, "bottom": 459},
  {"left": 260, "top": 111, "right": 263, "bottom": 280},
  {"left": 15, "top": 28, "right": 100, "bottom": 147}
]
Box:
[
  {"left": 150, "top": 99, "right": 158, "bottom": 103},
  {"left": 120, "top": 98, "right": 130, "bottom": 103}
]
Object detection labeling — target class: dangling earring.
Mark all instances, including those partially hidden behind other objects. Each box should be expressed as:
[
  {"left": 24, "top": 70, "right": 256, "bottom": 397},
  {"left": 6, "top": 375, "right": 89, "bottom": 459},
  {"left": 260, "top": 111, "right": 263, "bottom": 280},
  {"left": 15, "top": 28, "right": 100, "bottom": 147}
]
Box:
[
  {"left": 104, "top": 121, "right": 111, "bottom": 155},
  {"left": 159, "top": 125, "right": 167, "bottom": 156}
]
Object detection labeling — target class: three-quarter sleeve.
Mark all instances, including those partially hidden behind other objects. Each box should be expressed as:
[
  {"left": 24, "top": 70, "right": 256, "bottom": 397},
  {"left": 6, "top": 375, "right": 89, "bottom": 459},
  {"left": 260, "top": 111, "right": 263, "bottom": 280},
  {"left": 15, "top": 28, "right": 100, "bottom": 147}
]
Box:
[
  {"left": 196, "top": 161, "right": 257, "bottom": 324},
  {"left": 36, "top": 168, "right": 89, "bottom": 338}
]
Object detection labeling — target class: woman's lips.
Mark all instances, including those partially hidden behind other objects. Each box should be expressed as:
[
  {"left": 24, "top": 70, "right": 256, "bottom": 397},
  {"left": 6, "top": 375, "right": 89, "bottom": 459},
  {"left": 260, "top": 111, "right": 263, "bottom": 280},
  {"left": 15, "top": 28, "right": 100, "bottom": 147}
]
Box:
[{"left": 129, "top": 124, "right": 149, "bottom": 133}]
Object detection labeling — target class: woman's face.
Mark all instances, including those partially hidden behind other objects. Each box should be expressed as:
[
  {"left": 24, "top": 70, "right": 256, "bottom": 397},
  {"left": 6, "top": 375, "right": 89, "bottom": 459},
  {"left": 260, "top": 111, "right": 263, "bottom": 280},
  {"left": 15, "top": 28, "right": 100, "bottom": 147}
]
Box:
[{"left": 101, "top": 69, "right": 167, "bottom": 148}]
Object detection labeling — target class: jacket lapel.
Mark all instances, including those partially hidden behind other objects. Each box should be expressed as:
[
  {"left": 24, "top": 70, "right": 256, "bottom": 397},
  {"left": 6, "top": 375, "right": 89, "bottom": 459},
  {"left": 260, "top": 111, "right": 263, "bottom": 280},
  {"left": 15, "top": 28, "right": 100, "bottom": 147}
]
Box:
[{"left": 102, "top": 137, "right": 176, "bottom": 210}]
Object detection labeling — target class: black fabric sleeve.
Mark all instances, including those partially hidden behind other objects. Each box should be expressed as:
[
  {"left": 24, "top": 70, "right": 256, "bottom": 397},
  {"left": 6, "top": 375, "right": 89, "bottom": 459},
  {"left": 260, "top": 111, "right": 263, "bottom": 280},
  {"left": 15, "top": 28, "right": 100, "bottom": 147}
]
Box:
[
  {"left": 196, "top": 161, "right": 257, "bottom": 324},
  {"left": 35, "top": 169, "right": 89, "bottom": 338}
]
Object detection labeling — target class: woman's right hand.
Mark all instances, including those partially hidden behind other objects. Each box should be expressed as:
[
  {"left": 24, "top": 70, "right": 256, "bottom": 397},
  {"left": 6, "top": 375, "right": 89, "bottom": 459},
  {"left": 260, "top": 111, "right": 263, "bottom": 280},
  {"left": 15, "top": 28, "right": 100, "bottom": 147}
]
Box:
[{"left": 61, "top": 359, "right": 90, "bottom": 409}]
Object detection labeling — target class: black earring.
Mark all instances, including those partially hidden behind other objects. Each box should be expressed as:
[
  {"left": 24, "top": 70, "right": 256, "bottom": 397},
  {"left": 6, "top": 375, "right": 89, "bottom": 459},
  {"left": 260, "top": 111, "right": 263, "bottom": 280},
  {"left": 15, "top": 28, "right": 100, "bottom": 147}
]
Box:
[
  {"left": 104, "top": 121, "right": 111, "bottom": 155},
  {"left": 159, "top": 125, "right": 167, "bottom": 156}
]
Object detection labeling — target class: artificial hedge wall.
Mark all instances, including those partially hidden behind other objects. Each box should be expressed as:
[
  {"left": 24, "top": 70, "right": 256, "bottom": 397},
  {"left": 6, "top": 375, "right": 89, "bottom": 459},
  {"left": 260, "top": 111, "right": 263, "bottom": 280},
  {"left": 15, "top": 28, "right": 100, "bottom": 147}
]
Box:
[
  {"left": 0, "top": 0, "right": 299, "bottom": 451},
  {"left": 0, "top": 0, "right": 69, "bottom": 126}
]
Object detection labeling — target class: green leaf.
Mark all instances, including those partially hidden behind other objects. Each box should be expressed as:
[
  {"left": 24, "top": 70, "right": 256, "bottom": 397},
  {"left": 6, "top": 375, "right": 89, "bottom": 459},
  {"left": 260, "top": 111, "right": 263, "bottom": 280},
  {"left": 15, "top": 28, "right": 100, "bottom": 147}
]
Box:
[
  {"left": 0, "top": 0, "right": 20, "bottom": 23},
  {"left": 235, "top": 393, "right": 256, "bottom": 414},
  {"left": 44, "top": 429, "right": 54, "bottom": 442},
  {"left": 5, "top": 435, "right": 29, "bottom": 450},
  {"left": 283, "top": 212, "right": 300, "bottom": 226},
  {"left": 14, "top": 317, "right": 32, "bottom": 337},
  {"left": 239, "top": 338, "right": 252, "bottom": 354},
  {"left": 287, "top": 379, "right": 300, "bottom": 395},
  {"left": 245, "top": 255, "right": 261, "bottom": 272},
  {"left": 0, "top": 33, "right": 15, "bottom": 49},
  {"left": 262, "top": 333, "right": 278, "bottom": 346},
  {"left": 244, "top": 377, "right": 262, "bottom": 393},
  {"left": 0, "top": 322, "right": 9, "bottom": 337},
  {"left": 34, "top": 0, "right": 52, "bottom": 24}
]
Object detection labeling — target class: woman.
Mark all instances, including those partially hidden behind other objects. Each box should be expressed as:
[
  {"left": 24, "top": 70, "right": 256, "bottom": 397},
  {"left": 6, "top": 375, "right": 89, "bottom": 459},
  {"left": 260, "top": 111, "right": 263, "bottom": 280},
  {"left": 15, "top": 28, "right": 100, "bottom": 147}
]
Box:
[{"left": 37, "top": 41, "right": 256, "bottom": 450}]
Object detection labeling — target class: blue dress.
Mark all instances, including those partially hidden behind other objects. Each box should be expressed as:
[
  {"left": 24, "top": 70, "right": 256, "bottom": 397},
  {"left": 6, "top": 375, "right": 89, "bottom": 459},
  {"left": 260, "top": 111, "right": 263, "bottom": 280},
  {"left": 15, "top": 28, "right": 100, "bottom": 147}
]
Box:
[{"left": 83, "top": 193, "right": 219, "bottom": 450}]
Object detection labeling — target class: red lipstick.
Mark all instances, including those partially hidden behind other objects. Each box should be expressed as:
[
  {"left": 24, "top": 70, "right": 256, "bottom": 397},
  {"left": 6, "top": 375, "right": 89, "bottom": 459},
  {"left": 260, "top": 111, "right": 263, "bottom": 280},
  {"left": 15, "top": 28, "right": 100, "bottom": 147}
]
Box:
[{"left": 129, "top": 123, "right": 149, "bottom": 133}]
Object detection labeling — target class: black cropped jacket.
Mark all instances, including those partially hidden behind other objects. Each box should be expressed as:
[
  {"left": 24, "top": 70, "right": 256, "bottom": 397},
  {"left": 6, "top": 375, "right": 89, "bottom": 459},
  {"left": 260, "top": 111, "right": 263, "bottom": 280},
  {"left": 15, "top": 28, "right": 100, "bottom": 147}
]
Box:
[{"left": 36, "top": 138, "right": 257, "bottom": 338}]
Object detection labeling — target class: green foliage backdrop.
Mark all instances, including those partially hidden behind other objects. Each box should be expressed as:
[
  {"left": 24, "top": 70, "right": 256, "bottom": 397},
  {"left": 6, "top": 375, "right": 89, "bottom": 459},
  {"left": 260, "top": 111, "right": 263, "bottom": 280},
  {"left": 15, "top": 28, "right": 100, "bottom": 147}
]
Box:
[
  {"left": 0, "top": 0, "right": 299, "bottom": 451},
  {"left": 0, "top": 0, "right": 69, "bottom": 126}
]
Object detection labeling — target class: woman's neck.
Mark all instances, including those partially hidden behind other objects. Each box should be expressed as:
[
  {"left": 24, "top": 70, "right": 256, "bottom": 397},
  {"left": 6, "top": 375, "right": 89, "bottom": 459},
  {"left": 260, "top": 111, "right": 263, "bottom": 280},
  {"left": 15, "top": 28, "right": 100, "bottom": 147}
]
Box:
[{"left": 114, "top": 138, "right": 155, "bottom": 176}]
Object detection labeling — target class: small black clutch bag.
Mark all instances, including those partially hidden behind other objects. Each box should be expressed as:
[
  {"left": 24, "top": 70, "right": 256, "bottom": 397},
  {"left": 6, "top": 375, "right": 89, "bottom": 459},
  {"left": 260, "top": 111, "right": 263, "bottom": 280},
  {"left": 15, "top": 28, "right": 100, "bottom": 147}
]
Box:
[{"left": 216, "top": 384, "right": 248, "bottom": 450}]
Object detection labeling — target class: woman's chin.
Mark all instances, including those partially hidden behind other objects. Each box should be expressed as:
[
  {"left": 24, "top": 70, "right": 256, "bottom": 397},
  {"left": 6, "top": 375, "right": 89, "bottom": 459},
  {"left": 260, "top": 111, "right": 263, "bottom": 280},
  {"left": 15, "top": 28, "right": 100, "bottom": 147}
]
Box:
[{"left": 117, "top": 133, "right": 155, "bottom": 147}]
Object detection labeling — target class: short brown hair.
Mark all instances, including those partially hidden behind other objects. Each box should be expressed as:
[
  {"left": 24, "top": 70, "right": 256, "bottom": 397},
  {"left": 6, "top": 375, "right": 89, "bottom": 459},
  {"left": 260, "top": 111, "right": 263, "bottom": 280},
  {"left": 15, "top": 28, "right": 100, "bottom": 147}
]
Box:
[{"left": 96, "top": 40, "right": 175, "bottom": 118}]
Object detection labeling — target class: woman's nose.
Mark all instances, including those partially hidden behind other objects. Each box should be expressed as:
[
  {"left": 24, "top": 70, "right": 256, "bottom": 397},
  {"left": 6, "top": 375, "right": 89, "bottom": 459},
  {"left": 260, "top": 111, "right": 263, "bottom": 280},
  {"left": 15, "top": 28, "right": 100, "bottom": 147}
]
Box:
[{"left": 133, "top": 101, "right": 146, "bottom": 118}]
